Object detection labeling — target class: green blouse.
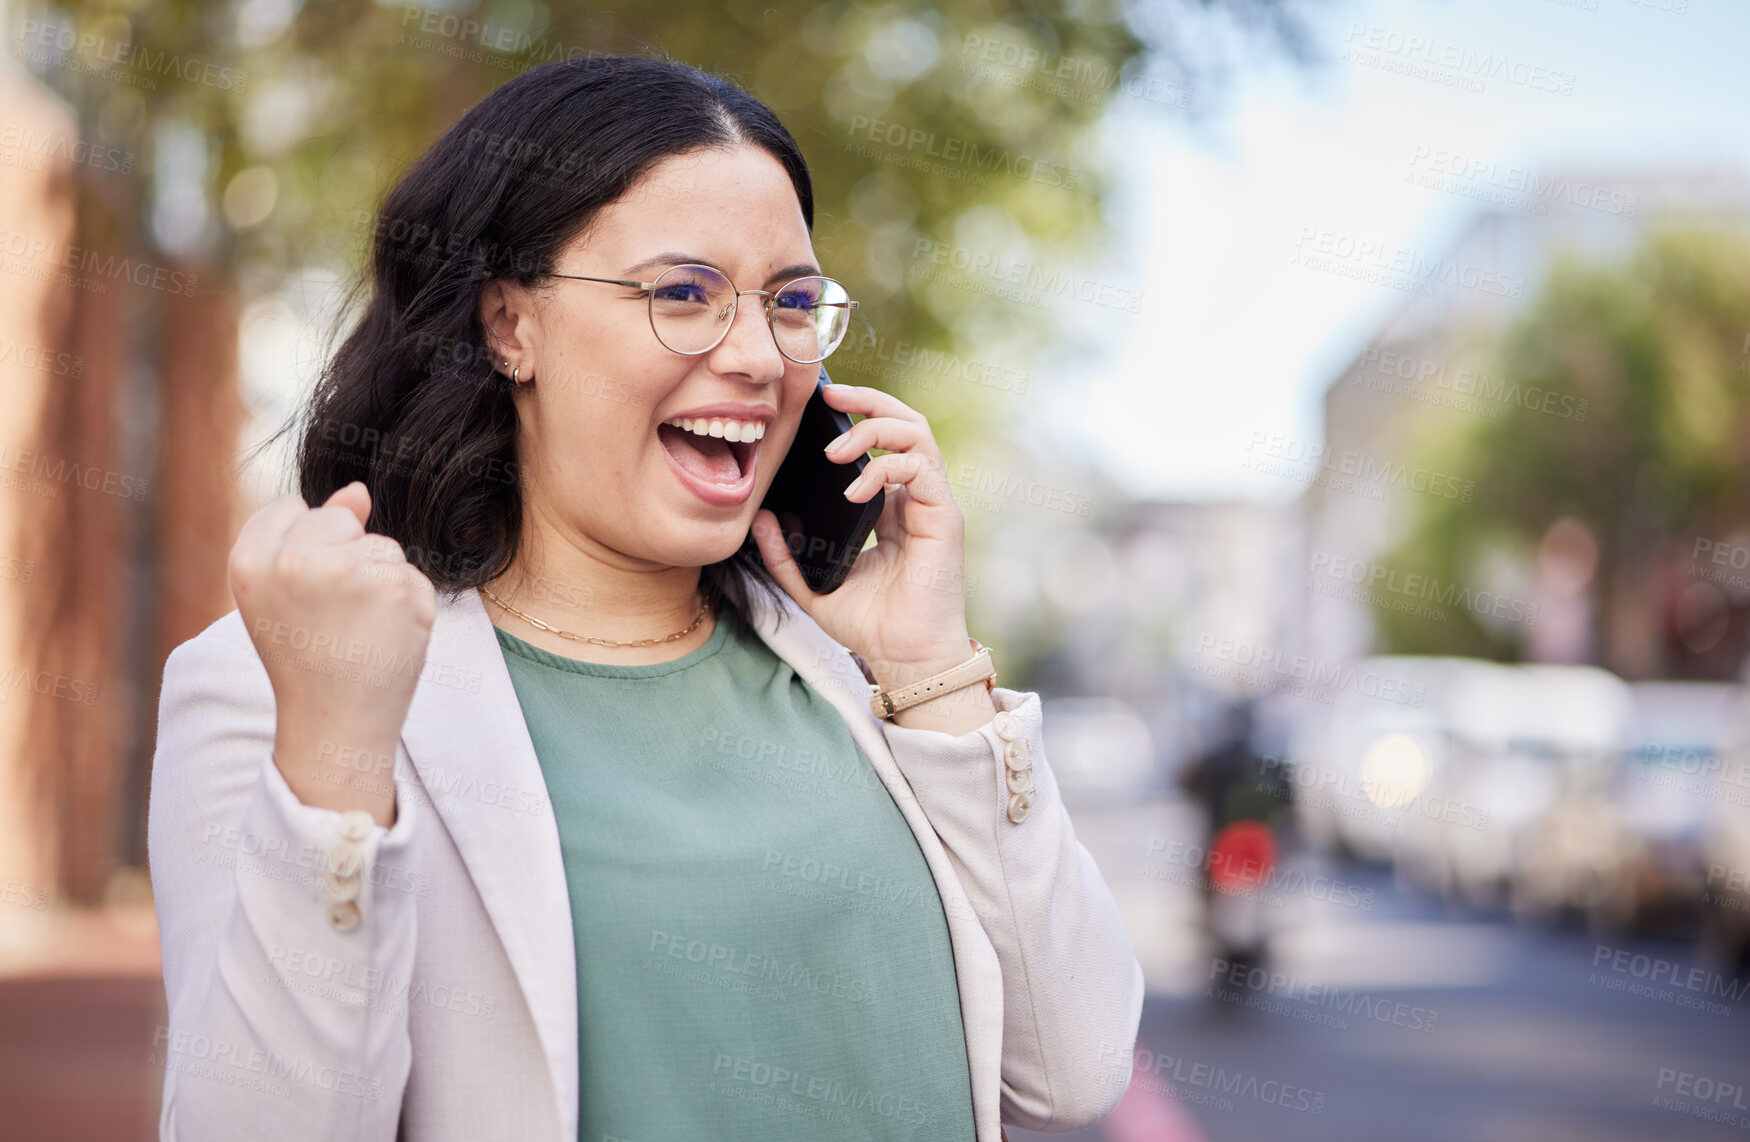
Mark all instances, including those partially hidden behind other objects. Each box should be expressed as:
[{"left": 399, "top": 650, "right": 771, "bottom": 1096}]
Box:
[{"left": 494, "top": 612, "right": 977, "bottom": 1140}]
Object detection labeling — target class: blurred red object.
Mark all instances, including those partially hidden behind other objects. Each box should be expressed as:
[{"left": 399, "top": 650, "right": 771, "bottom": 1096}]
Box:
[{"left": 1208, "top": 820, "right": 1275, "bottom": 892}]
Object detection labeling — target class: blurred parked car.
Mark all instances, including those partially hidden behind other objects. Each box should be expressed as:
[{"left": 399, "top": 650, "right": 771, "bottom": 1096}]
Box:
[
  {"left": 1700, "top": 688, "right": 1750, "bottom": 976},
  {"left": 1515, "top": 681, "right": 1734, "bottom": 934},
  {"left": 1400, "top": 663, "right": 1629, "bottom": 911},
  {"left": 1283, "top": 656, "right": 1482, "bottom": 866}
]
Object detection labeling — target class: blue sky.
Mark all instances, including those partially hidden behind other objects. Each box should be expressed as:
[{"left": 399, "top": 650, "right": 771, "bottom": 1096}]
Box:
[{"left": 1042, "top": 0, "right": 1750, "bottom": 502}]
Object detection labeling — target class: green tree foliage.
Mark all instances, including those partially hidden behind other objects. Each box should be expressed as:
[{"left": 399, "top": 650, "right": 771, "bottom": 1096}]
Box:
[
  {"left": 30, "top": 0, "right": 1315, "bottom": 443},
  {"left": 1374, "top": 226, "right": 1750, "bottom": 678}
]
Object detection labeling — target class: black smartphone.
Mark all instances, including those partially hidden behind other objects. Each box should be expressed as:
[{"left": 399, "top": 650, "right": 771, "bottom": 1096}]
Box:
[{"left": 757, "top": 365, "right": 885, "bottom": 594}]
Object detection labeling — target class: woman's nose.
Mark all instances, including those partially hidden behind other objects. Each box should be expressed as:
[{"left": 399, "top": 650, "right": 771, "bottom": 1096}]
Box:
[{"left": 708, "top": 291, "right": 787, "bottom": 381}]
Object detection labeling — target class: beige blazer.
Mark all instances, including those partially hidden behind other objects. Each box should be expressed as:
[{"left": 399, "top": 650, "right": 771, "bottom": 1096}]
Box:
[{"left": 147, "top": 581, "right": 1144, "bottom": 1141}]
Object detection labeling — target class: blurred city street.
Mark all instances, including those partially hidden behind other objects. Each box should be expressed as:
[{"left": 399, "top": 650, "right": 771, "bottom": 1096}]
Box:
[
  {"left": 0, "top": 907, "right": 164, "bottom": 1140},
  {"left": 1010, "top": 792, "right": 1750, "bottom": 1142}
]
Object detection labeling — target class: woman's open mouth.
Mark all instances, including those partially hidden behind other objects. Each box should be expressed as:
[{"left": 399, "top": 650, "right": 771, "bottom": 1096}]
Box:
[{"left": 656, "top": 416, "right": 764, "bottom": 507}]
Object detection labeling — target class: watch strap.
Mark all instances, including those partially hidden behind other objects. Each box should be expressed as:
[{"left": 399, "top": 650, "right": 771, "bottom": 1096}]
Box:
[{"left": 869, "top": 638, "right": 995, "bottom": 720}]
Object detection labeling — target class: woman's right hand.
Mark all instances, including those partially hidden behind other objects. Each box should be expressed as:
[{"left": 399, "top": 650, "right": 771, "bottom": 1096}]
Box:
[{"left": 228, "top": 481, "right": 437, "bottom": 826}]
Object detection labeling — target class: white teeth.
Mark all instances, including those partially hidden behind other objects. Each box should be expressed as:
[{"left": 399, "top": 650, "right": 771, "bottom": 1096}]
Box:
[{"left": 663, "top": 416, "right": 765, "bottom": 441}]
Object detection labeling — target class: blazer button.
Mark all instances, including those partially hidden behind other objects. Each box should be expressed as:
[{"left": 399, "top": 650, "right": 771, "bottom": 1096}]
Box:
[
  {"left": 992, "top": 711, "right": 1021, "bottom": 742},
  {"left": 1006, "top": 767, "right": 1036, "bottom": 794},
  {"left": 328, "top": 872, "right": 363, "bottom": 904},
  {"left": 1003, "top": 739, "right": 1031, "bottom": 770},
  {"left": 328, "top": 841, "right": 363, "bottom": 879},
  {"left": 338, "top": 810, "right": 374, "bottom": 843},
  {"left": 1007, "top": 790, "right": 1031, "bottom": 823},
  {"left": 328, "top": 900, "right": 361, "bottom": 932}
]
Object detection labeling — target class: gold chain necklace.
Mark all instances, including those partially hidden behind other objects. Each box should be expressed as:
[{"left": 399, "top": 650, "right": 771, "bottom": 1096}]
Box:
[{"left": 479, "top": 586, "right": 711, "bottom": 648}]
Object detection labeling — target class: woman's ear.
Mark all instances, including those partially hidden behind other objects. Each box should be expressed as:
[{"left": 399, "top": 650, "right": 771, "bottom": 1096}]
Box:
[{"left": 477, "top": 276, "right": 534, "bottom": 375}]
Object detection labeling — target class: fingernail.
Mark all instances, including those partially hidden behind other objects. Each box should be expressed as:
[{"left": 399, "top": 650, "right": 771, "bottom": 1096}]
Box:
[
  {"left": 843, "top": 473, "right": 865, "bottom": 498},
  {"left": 824, "top": 432, "right": 849, "bottom": 454}
]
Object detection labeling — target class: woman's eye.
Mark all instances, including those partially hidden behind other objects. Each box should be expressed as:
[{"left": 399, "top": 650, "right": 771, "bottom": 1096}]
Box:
[
  {"left": 775, "top": 290, "right": 817, "bottom": 310},
  {"left": 655, "top": 284, "right": 708, "bottom": 304}
]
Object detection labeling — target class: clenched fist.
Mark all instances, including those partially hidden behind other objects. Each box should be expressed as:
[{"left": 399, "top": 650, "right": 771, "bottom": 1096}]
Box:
[{"left": 229, "top": 481, "right": 436, "bottom": 826}]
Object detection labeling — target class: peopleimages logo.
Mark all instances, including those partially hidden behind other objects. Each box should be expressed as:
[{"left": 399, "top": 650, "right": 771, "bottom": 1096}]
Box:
[
  {"left": 1406, "top": 147, "right": 1638, "bottom": 217},
  {"left": 1255, "top": 755, "right": 1491, "bottom": 831},
  {"left": 1308, "top": 550, "right": 1540, "bottom": 627},
  {"left": 1589, "top": 944, "right": 1747, "bottom": 1017},
  {"left": 1193, "top": 634, "right": 1428, "bottom": 708},
  {"left": 16, "top": 21, "right": 249, "bottom": 92},
  {"left": 1293, "top": 227, "right": 1527, "bottom": 298},
  {"left": 1208, "top": 958, "right": 1441, "bottom": 1033},
  {"left": 844, "top": 116, "right": 1079, "bottom": 189},
  {"left": 149, "top": 1025, "right": 382, "bottom": 1101},
  {"left": 837, "top": 331, "right": 1031, "bottom": 396},
  {"left": 910, "top": 237, "right": 1143, "bottom": 314},
  {"left": 1143, "top": 837, "right": 1378, "bottom": 910},
  {"left": 710, "top": 1054, "right": 927, "bottom": 1125},
  {"left": 0, "top": 122, "right": 133, "bottom": 175},
  {"left": 648, "top": 929, "right": 881, "bottom": 1007},
  {"left": 1343, "top": 22, "right": 1577, "bottom": 96},
  {"left": 949, "top": 463, "right": 1093, "bottom": 517},
  {"left": 1242, "top": 432, "right": 1475, "bottom": 503},
  {"left": 0, "top": 226, "right": 199, "bottom": 297},
  {"left": 1654, "top": 1068, "right": 1749, "bottom": 1131},
  {"left": 1352, "top": 347, "right": 1589, "bottom": 421},
  {"left": 1099, "top": 1041, "right": 1327, "bottom": 1115},
  {"left": 959, "top": 33, "right": 1191, "bottom": 108}
]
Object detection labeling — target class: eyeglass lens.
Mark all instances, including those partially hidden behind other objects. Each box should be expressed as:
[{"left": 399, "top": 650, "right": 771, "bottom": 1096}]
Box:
[{"left": 648, "top": 264, "right": 852, "bottom": 363}]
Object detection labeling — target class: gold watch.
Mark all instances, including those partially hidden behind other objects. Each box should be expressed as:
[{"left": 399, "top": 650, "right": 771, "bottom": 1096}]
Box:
[{"left": 869, "top": 637, "right": 996, "bottom": 719}]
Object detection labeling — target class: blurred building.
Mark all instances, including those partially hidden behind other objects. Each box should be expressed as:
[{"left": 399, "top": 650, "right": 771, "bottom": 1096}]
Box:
[
  {"left": 1295, "top": 170, "right": 1750, "bottom": 675},
  {"left": 0, "top": 58, "right": 244, "bottom": 928},
  {"left": 964, "top": 431, "right": 1301, "bottom": 778},
  {"left": 0, "top": 62, "right": 75, "bottom": 929}
]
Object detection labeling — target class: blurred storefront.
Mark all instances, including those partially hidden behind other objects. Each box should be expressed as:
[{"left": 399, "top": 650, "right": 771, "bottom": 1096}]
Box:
[{"left": 0, "top": 58, "right": 243, "bottom": 937}]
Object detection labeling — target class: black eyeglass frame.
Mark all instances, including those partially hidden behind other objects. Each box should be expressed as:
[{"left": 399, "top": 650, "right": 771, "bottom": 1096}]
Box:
[{"left": 548, "top": 263, "right": 859, "bottom": 365}]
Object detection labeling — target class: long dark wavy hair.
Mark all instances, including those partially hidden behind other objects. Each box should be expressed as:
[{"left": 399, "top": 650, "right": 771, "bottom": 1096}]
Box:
[{"left": 285, "top": 55, "right": 809, "bottom": 635}]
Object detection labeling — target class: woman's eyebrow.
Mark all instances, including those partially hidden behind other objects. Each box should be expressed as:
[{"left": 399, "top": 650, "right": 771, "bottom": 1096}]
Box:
[
  {"left": 622, "top": 252, "right": 710, "bottom": 278},
  {"left": 765, "top": 263, "right": 822, "bottom": 286},
  {"left": 621, "top": 253, "right": 822, "bottom": 286}
]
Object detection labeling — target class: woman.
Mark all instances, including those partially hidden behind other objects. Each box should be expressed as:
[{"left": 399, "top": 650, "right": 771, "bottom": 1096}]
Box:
[{"left": 148, "top": 55, "right": 1142, "bottom": 1141}]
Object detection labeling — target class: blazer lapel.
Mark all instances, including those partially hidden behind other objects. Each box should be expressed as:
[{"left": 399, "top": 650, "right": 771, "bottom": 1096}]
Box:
[
  {"left": 398, "top": 587, "right": 578, "bottom": 1138},
  {"left": 743, "top": 587, "right": 1006, "bottom": 1142}
]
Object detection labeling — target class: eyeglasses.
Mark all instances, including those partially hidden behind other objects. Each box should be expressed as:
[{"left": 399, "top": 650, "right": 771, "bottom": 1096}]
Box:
[{"left": 549, "top": 263, "right": 859, "bottom": 365}]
